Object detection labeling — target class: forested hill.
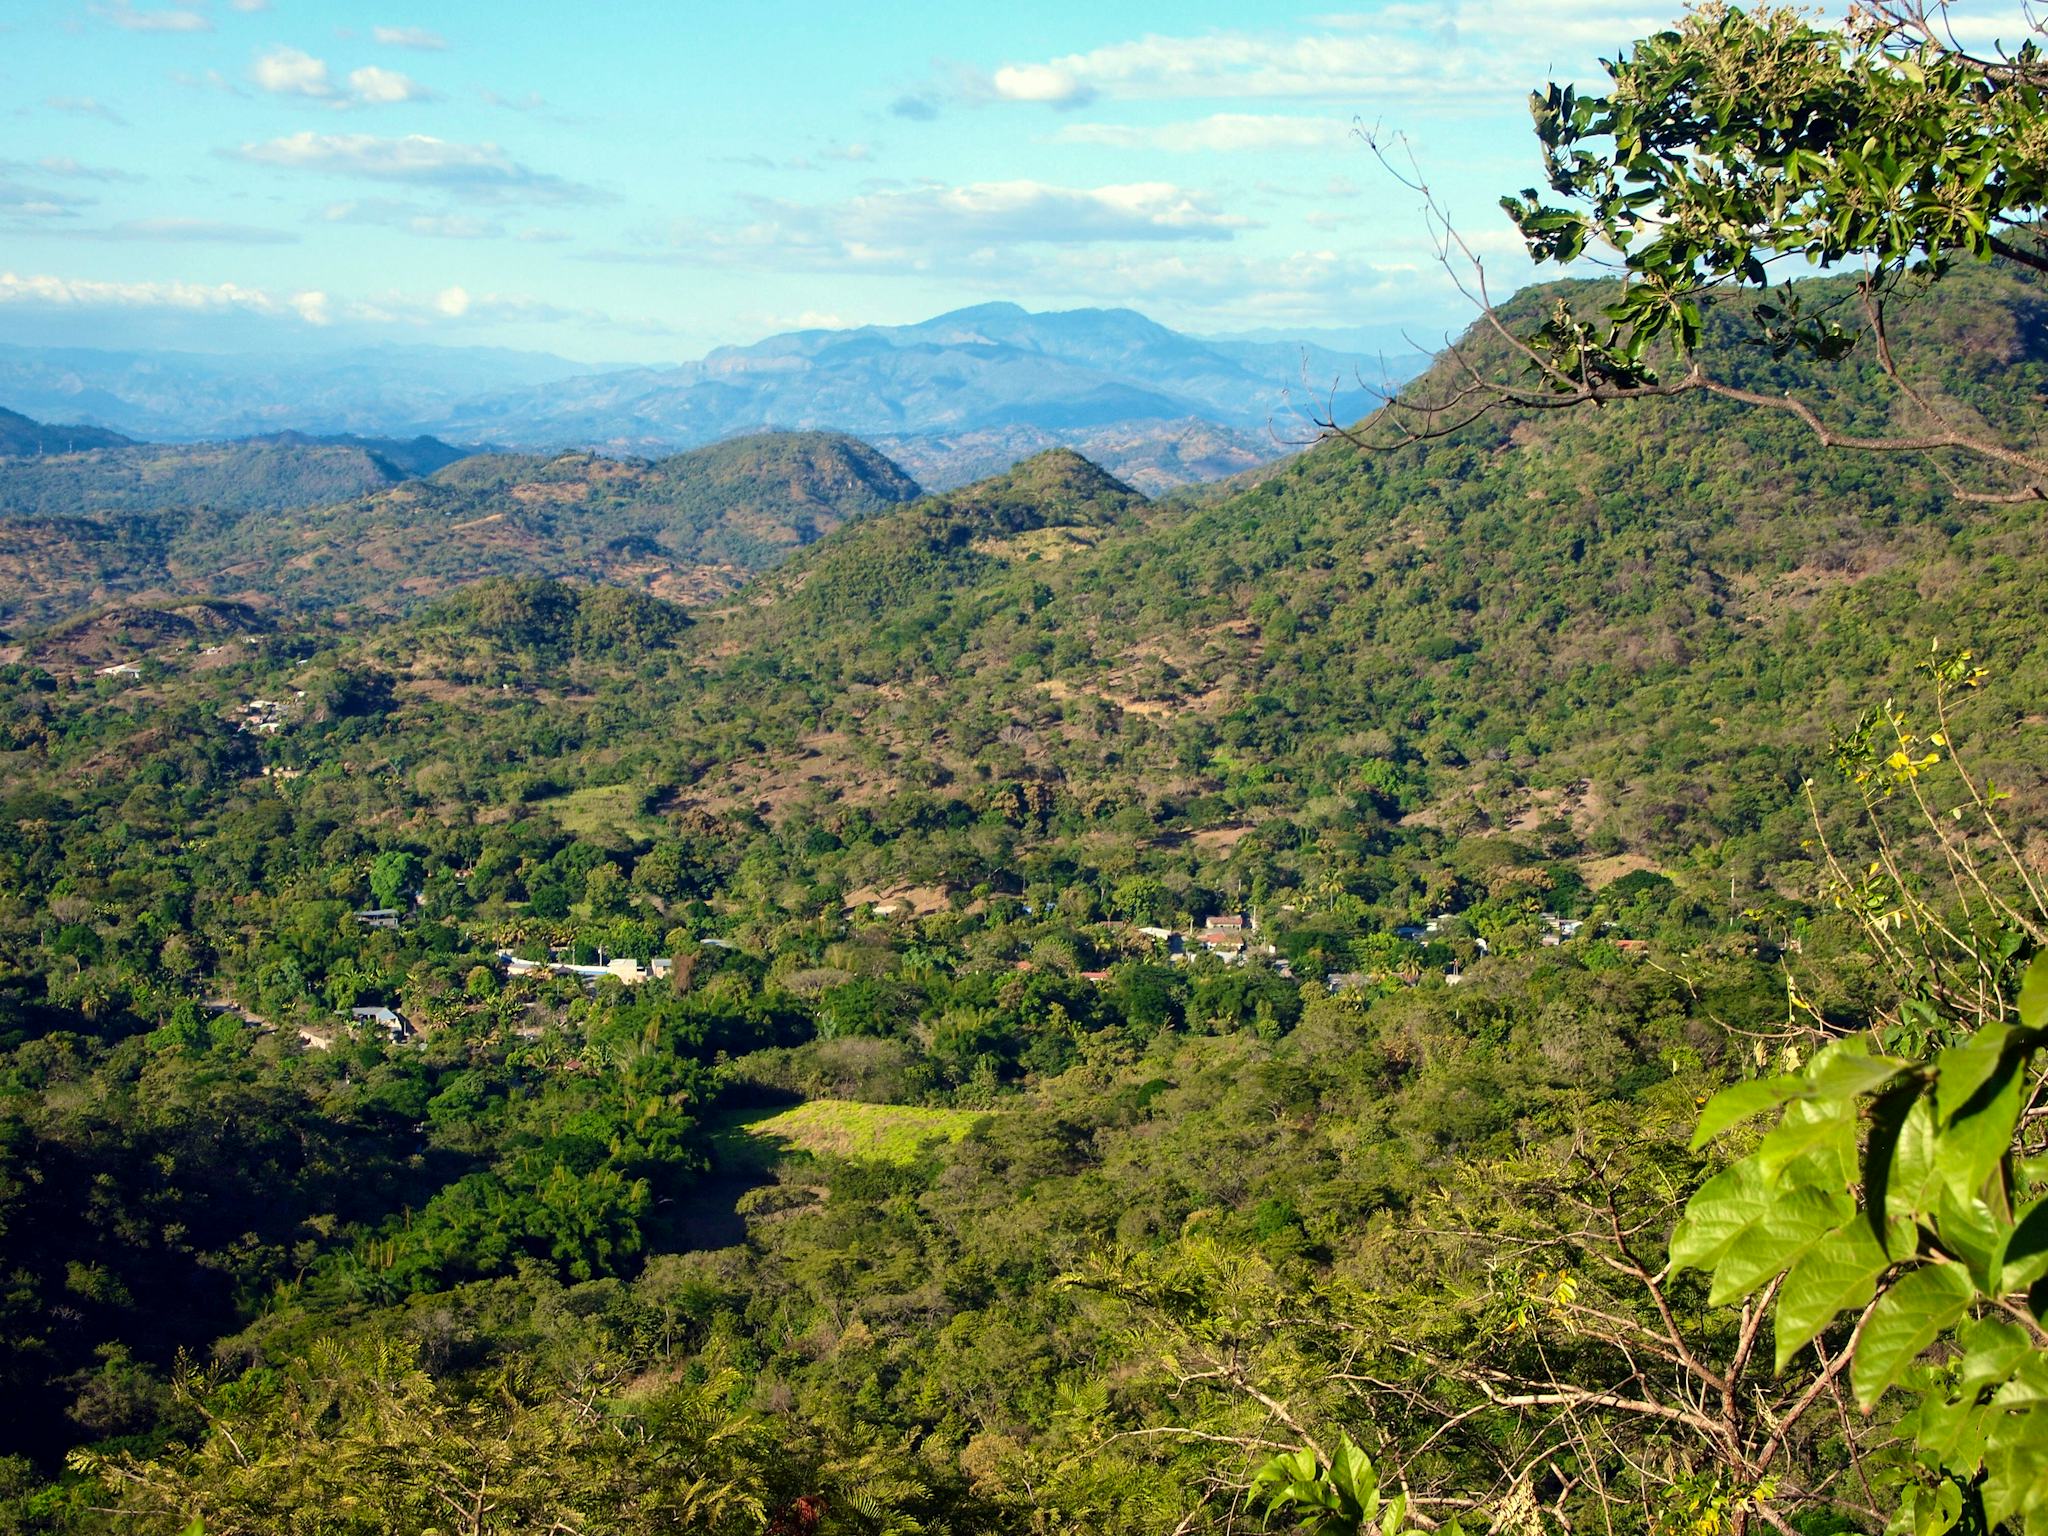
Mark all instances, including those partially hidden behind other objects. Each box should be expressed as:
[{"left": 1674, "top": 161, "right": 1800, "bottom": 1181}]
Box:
[
  {"left": 651, "top": 262, "right": 2047, "bottom": 865},
  {"left": 164, "top": 430, "right": 923, "bottom": 612},
  {"left": 0, "top": 434, "right": 436, "bottom": 524},
  {"left": 0, "top": 429, "right": 921, "bottom": 627}
]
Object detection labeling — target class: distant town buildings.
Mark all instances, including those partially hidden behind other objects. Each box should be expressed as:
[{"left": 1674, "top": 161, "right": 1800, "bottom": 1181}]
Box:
[{"left": 497, "top": 950, "right": 675, "bottom": 986}]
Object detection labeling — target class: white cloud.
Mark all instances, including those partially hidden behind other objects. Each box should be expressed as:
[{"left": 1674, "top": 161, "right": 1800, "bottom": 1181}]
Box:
[
  {"left": 372, "top": 25, "right": 448, "bottom": 49},
  {"left": 989, "top": 243, "right": 1461, "bottom": 332},
  {"left": 613, "top": 178, "right": 1248, "bottom": 280},
  {"left": 46, "top": 96, "right": 130, "bottom": 125},
  {"left": 988, "top": 4, "right": 1669, "bottom": 107},
  {"left": 172, "top": 68, "right": 246, "bottom": 96},
  {"left": 323, "top": 197, "right": 502, "bottom": 238},
  {"left": 63, "top": 217, "right": 300, "bottom": 243},
  {"left": 1057, "top": 113, "right": 1351, "bottom": 152},
  {"left": 252, "top": 45, "right": 332, "bottom": 97},
  {"left": 93, "top": 1, "right": 212, "bottom": 32},
  {"left": 991, "top": 63, "right": 1091, "bottom": 106},
  {"left": 0, "top": 269, "right": 305, "bottom": 316},
  {"left": 833, "top": 178, "right": 1246, "bottom": 247},
  {"left": 229, "top": 0, "right": 272, "bottom": 11},
  {"left": 0, "top": 180, "right": 95, "bottom": 220},
  {"left": 250, "top": 49, "right": 434, "bottom": 105},
  {"left": 0, "top": 268, "right": 631, "bottom": 333},
  {"left": 233, "top": 132, "right": 602, "bottom": 203},
  {"left": 1, "top": 156, "right": 140, "bottom": 183},
  {"left": 347, "top": 64, "right": 434, "bottom": 104}
]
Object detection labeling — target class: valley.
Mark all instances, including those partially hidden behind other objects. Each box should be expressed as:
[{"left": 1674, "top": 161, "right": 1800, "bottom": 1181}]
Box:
[{"left": 3, "top": 5, "right": 2047, "bottom": 1533}]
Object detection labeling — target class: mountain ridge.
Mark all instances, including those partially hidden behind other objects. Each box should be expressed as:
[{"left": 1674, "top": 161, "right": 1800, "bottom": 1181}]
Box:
[
  {"left": 0, "top": 429, "right": 923, "bottom": 626},
  {"left": 418, "top": 303, "right": 1417, "bottom": 490}
]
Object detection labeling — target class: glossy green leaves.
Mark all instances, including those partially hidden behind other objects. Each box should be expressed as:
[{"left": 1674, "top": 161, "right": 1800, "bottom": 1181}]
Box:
[{"left": 1674, "top": 951, "right": 2048, "bottom": 1528}]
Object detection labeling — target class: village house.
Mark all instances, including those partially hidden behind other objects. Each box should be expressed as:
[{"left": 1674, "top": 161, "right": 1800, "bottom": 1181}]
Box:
[
  {"left": 348, "top": 1005, "right": 409, "bottom": 1041},
  {"left": 494, "top": 950, "right": 676, "bottom": 987}
]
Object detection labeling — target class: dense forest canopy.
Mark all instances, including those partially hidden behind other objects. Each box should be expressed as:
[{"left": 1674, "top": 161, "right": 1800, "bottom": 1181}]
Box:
[{"left": 0, "top": 4, "right": 2045, "bottom": 1535}]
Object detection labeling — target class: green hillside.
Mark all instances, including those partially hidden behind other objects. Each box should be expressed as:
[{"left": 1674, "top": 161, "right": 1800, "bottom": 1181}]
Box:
[
  {"left": 0, "top": 429, "right": 922, "bottom": 627},
  {"left": 0, "top": 436, "right": 422, "bottom": 520}
]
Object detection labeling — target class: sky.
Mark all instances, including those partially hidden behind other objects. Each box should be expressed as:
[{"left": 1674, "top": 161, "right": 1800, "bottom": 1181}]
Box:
[{"left": 0, "top": 0, "right": 1972, "bottom": 364}]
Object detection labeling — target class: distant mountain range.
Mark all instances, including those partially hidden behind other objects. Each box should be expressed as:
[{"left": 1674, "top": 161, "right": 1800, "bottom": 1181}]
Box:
[
  {"left": 0, "top": 306, "right": 1429, "bottom": 492},
  {"left": 416, "top": 304, "right": 1424, "bottom": 489},
  {"left": 0, "top": 342, "right": 595, "bottom": 444}
]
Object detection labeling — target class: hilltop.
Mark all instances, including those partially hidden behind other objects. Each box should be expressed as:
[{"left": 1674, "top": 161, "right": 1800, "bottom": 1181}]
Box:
[{"left": 0, "top": 407, "right": 133, "bottom": 456}]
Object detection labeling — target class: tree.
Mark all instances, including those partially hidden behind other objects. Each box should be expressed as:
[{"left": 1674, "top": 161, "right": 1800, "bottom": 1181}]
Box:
[
  {"left": 1360, "top": 2, "right": 2048, "bottom": 503},
  {"left": 368, "top": 850, "right": 421, "bottom": 912}
]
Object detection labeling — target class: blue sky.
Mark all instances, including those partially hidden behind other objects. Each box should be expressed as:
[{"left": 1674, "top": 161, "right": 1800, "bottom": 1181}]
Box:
[{"left": 0, "top": 0, "right": 1757, "bottom": 361}]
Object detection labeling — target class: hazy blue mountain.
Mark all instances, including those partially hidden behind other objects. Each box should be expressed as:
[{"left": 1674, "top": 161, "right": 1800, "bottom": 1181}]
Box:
[
  {"left": 0, "top": 306, "right": 1430, "bottom": 491},
  {"left": 416, "top": 304, "right": 1429, "bottom": 488},
  {"left": 0, "top": 342, "right": 597, "bottom": 441}
]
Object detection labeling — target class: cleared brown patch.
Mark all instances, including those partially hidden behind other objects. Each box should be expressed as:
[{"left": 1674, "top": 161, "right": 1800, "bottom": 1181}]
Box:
[
  {"left": 844, "top": 884, "right": 952, "bottom": 915},
  {"left": 1583, "top": 852, "right": 1660, "bottom": 887}
]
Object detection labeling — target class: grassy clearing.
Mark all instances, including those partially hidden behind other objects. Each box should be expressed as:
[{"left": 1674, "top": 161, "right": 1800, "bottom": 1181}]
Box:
[
  {"left": 733, "top": 1100, "right": 990, "bottom": 1166},
  {"left": 546, "top": 782, "right": 655, "bottom": 839}
]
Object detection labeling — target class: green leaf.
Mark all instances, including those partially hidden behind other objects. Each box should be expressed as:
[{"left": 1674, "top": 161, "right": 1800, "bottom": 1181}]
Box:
[
  {"left": 1933, "top": 1022, "right": 2020, "bottom": 1126},
  {"left": 1774, "top": 1220, "right": 1891, "bottom": 1370},
  {"left": 1710, "top": 1186, "right": 1851, "bottom": 1306},
  {"left": 1689, "top": 1076, "right": 1796, "bottom": 1148},
  {"left": 2017, "top": 950, "right": 2048, "bottom": 1031},
  {"left": 1934, "top": 1192, "right": 2005, "bottom": 1292},
  {"left": 1997, "top": 1198, "right": 2048, "bottom": 1294},
  {"left": 1934, "top": 1047, "right": 2025, "bottom": 1209},
  {"left": 1882, "top": 1094, "right": 1947, "bottom": 1225},
  {"left": 1755, "top": 1095, "right": 1857, "bottom": 1189},
  {"left": 1671, "top": 1161, "right": 1769, "bottom": 1273},
  {"left": 1983, "top": 1398, "right": 2048, "bottom": 1529},
  {"left": 1852, "top": 1264, "right": 1976, "bottom": 1411},
  {"left": 1804, "top": 1037, "right": 1914, "bottom": 1099},
  {"left": 1906, "top": 1479, "right": 1964, "bottom": 1536}
]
